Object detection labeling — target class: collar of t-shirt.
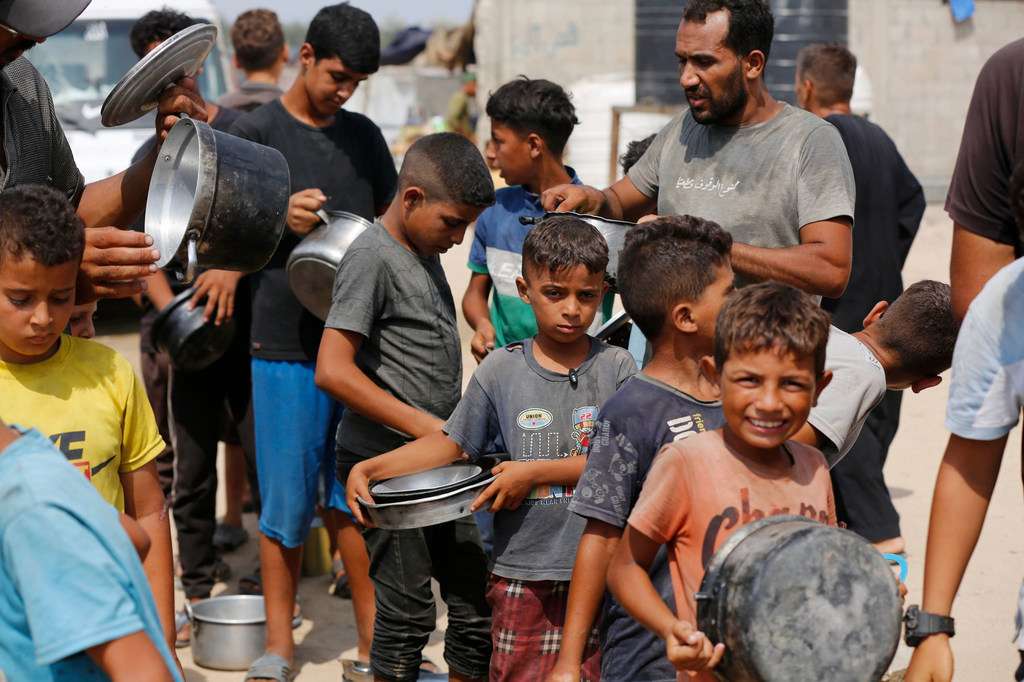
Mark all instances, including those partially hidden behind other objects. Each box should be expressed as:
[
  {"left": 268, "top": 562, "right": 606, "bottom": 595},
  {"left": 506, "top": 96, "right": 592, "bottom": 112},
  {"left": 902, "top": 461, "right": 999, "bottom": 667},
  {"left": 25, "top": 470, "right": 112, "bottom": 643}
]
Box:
[
  {"left": 632, "top": 372, "right": 721, "bottom": 406},
  {"left": 239, "top": 80, "right": 283, "bottom": 94},
  {"left": 511, "top": 166, "right": 582, "bottom": 211},
  {"left": 517, "top": 336, "right": 600, "bottom": 382}
]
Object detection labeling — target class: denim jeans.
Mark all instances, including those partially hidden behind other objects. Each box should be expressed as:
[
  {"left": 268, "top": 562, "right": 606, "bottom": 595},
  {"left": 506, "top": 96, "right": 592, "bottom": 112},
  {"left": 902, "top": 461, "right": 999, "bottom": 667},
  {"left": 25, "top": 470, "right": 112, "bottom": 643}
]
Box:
[{"left": 362, "top": 517, "right": 492, "bottom": 681}]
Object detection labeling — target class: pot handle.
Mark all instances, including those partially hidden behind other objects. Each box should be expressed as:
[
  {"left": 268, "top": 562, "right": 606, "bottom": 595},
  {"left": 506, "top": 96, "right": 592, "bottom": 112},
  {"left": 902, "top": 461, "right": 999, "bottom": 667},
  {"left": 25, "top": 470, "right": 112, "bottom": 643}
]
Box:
[
  {"left": 184, "top": 599, "right": 194, "bottom": 622},
  {"left": 315, "top": 209, "right": 330, "bottom": 226},
  {"left": 184, "top": 230, "right": 200, "bottom": 283},
  {"left": 519, "top": 216, "right": 542, "bottom": 226}
]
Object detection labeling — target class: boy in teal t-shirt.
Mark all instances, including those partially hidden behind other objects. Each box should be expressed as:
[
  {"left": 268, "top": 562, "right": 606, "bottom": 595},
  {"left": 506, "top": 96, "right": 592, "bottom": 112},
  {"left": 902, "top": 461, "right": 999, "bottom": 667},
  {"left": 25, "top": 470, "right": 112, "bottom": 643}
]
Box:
[{"left": 465, "top": 76, "right": 612, "bottom": 362}]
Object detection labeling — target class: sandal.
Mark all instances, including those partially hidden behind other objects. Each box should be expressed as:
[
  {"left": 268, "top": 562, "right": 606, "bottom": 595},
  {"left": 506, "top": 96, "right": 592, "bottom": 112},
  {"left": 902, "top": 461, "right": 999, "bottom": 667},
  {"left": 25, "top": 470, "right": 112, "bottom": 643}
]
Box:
[
  {"left": 213, "top": 523, "right": 250, "bottom": 552},
  {"left": 330, "top": 570, "right": 351, "bottom": 599},
  {"left": 245, "top": 652, "right": 292, "bottom": 681},
  {"left": 239, "top": 567, "right": 262, "bottom": 595},
  {"left": 174, "top": 610, "right": 190, "bottom": 648}
]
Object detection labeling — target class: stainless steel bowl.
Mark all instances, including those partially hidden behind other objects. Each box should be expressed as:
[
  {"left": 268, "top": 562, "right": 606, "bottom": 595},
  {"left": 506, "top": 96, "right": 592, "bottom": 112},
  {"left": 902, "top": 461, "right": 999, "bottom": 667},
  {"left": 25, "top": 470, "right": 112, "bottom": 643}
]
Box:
[
  {"left": 186, "top": 594, "right": 266, "bottom": 671},
  {"left": 372, "top": 463, "right": 484, "bottom": 497},
  {"left": 359, "top": 477, "right": 495, "bottom": 530},
  {"left": 287, "top": 210, "right": 373, "bottom": 320}
]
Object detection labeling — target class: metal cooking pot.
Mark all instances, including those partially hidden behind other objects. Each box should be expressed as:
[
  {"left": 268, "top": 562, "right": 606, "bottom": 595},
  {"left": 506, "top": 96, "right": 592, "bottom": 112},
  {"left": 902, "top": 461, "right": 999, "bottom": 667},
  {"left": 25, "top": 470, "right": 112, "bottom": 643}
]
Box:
[
  {"left": 695, "top": 515, "right": 902, "bottom": 682},
  {"left": 146, "top": 116, "right": 290, "bottom": 282},
  {"left": 519, "top": 212, "right": 636, "bottom": 288},
  {"left": 359, "top": 456, "right": 503, "bottom": 530},
  {"left": 287, "top": 210, "right": 374, "bottom": 320},
  {"left": 595, "top": 309, "right": 632, "bottom": 349},
  {"left": 151, "top": 288, "right": 236, "bottom": 371},
  {"left": 185, "top": 595, "right": 266, "bottom": 671}
]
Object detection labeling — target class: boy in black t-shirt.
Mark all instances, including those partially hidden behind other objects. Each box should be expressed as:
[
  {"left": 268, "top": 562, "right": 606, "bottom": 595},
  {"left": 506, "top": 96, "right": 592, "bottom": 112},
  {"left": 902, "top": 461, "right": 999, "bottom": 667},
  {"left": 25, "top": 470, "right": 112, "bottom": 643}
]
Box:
[
  {"left": 550, "top": 216, "right": 735, "bottom": 682},
  {"left": 228, "top": 5, "right": 397, "bottom": 680}
]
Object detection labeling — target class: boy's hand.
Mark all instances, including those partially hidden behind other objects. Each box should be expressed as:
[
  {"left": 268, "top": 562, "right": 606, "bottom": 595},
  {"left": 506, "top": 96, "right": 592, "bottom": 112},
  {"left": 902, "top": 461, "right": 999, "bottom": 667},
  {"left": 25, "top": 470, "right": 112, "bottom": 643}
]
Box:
[
  {"left": 663, "top": 620, "right": 725, "bottom": 673},
  {"left": 287, "top": 188, "right": 327, "bottom": 236},
  {"left": 346, "top": 462, "right": 375, "bottom": 527},
  {"left": 471, "top": 460, "right": 535, "bottom": 512},
  {"left": 188, "top": 269, "right": 243, "bottom": 325},
  {"left": 470, "top": 322, "right": 497, "bottom": 363},
  {"left": 905, "top": 634, "right": 954, "bottom": 682}
]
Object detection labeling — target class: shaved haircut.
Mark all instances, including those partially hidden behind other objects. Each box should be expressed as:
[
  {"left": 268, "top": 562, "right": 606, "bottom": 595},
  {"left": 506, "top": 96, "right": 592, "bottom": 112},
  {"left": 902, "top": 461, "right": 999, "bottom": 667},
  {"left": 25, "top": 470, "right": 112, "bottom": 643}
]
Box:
[
  {"left": 797, "top": 43, "right": 857, "bottom": 107},
  {"left": 398, "top": 132, "right": 495, "bottom": 208}
]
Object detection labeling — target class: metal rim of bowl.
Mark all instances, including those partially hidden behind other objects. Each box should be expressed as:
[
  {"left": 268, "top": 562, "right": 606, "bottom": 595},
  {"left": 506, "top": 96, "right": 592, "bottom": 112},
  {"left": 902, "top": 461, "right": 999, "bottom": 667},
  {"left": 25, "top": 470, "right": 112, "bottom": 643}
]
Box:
[
  {"left": 368, "top": 456, "right": 502, "bottom": 503},
  {"left": 188, "top": 594, "right": 266, "bottom": 626}
]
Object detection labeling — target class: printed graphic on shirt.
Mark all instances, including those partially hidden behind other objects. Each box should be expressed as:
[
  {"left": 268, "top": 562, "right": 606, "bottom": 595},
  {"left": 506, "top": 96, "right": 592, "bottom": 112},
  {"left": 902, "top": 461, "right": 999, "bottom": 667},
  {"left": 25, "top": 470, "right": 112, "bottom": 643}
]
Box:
[
  {"left": 571, "top": 405, "right": 598, "bottom": 454},
  {"left": 520, "top": 405, "right": 597, "bottom": 504},
  {"left": 48, "top": 430, "right": 115, "bottom": 480},
  {"left": 485, "top": 246, "right": 524, "bottom": 298},
  {"left": 667, "top": 412, "right": 709, "bottom": 441},
  {"left": 700, "top": 487, "right": 831, "bottom": 566},
  {"left": 674, "top": 175, "right": 741, "bottom": 197},
  {"left": 518, "top": 408, "right": 553, "bottom": 430}
]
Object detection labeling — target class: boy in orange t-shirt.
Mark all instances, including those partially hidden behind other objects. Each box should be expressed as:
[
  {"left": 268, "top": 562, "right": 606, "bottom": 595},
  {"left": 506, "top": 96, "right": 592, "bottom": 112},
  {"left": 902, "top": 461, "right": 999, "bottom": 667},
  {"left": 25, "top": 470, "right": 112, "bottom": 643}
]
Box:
[{"left": 607, "top": 282, "right": 837, "bottom": 681}]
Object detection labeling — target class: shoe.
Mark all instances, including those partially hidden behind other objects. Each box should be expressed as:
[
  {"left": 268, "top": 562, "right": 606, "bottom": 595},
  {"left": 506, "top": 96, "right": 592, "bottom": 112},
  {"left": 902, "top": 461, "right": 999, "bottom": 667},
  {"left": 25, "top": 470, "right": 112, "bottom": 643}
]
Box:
[
  {"left": 213, "top": 523, "right": 250, "bottom": 552},
  {"left": 330, "top": 571, "right": 352, "bottom": 599},
  {"left": 174, "top": 610, "right": 191, "bottom": 648}
]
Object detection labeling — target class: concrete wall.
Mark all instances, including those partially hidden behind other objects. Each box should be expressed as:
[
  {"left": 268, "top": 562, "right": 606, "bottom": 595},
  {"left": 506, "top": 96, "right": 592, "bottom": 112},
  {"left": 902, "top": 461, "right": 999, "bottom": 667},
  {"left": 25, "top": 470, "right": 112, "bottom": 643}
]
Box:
[
  {"left": 849, "top": 0, "right": 1024, "bottom": 199},
  {"left": 474, "top": 0, "right": 635, "bottom": 128}
]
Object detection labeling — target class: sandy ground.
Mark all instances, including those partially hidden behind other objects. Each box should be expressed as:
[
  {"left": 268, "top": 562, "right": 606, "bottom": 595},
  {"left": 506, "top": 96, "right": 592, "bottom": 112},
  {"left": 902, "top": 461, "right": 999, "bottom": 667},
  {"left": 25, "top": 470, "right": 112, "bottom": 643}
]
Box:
[{"left": 96, "top": 204, "right": 1022, "bottom": 680}]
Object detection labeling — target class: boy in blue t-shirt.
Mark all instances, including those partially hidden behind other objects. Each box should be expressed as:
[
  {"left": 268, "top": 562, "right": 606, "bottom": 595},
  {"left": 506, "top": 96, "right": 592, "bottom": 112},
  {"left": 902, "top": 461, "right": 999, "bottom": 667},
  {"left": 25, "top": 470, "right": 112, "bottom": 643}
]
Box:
[
  {"left": 0, "top": 419, "right": 180, "bottom": 681},
  {"left": 464, "top": 76, "right": 612, "bottom": 363},
  {"left": 347, "top": 217, "right": 637, "bottom": 680},
  {"left": 550, "top": 216, "right": 735, "bottom": 682}
]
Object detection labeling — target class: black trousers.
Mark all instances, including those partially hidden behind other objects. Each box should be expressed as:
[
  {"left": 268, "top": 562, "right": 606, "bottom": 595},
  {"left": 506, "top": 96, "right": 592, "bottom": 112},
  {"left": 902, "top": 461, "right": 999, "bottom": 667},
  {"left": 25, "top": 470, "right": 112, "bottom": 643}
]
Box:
[
  {"left": 831, "top": 390, "right": 903, "bottom": 543},
  {"left": 170, "top": 329, "right": 258, "bottom": 599}
]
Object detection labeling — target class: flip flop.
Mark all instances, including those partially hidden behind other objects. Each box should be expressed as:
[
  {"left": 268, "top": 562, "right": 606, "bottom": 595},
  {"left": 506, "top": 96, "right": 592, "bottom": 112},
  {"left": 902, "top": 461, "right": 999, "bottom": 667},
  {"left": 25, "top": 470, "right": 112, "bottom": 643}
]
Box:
[
  {"left": 245, "top": 652, "right": 292, "bottom": 681},
  {"left": 330, "top": 570, "right": 351, "bottom": 599},
  {"left": 174, "top": 610, "right": 190, "bottom": 648}
]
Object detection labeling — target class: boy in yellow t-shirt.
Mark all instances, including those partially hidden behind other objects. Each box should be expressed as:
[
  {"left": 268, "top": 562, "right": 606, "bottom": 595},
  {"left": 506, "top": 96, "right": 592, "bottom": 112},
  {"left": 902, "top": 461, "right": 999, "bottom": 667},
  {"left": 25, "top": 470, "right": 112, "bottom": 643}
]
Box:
[{"left": 0, "top": 185, "right": 177, "bottom": 660}]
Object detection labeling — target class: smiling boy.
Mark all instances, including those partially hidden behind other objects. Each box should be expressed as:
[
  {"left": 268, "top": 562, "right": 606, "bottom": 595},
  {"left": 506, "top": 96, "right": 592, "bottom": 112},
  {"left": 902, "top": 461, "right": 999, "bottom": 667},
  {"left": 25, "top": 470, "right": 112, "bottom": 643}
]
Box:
[
  {"left": 0, "top": 185, "right": 176, "bottom": 660},
  {"left": 607, "top": 283, "right": 836, "bottom": 681}
]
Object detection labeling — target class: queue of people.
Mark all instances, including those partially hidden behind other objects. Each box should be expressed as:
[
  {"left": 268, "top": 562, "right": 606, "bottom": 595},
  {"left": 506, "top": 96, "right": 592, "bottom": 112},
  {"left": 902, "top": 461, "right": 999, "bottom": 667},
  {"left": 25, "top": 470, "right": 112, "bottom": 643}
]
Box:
[{"left": 0, "top": 0, "right": 1020, "bottom": 681}]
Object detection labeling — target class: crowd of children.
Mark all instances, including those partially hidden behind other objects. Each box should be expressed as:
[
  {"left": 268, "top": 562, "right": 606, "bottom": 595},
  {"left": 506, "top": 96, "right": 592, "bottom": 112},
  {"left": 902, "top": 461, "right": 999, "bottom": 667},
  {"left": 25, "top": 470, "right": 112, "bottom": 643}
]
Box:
[{"left": 1, "top": 1, "right": 1021, "bottom": 681}]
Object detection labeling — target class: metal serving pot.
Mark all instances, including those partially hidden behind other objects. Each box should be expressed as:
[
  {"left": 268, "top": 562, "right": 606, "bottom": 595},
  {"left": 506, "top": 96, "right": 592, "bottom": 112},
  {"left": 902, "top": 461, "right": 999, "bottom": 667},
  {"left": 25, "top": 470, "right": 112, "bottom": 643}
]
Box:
[
  {"left": 151, "top": 288, "right": 236, "bottom": 371},
  {"left": 519, "top": 212, "right": 636, "bottom": 288},
  {"left": 358, "top": 456, "right": 503, "bottom": 530},
  {"left": 146, "top": 116, "right": 290, "bottom": 282},
  {"left": 286, "top": 210, "right": 374, "bottom": 320},
  {"left": 185, "top": 595, "right": 266, "bottom": 671},
  {"left": 695, "top": 515, "right": 902, "bottom": 682}
]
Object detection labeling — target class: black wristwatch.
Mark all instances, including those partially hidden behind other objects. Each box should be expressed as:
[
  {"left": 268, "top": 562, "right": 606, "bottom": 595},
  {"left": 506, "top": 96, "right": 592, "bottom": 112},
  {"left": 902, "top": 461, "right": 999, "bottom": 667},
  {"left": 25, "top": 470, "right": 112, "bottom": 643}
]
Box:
[{"left": 904, "top": 605, "right": 955, "bottom": 647}]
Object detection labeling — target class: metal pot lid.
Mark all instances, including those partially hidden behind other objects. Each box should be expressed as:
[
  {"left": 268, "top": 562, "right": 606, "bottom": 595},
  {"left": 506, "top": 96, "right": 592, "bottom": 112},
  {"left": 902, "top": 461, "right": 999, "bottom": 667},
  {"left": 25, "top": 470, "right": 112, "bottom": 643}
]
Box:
[{"left": 101, "top": 23, "right": 217, "bottom": 128}]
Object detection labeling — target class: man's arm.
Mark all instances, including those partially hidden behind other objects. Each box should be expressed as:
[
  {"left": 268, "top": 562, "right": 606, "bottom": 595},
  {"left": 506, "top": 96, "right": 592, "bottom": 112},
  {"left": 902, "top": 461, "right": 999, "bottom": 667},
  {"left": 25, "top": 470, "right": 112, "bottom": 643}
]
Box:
[
  {"left": 87, "top": 630, "right": 175, "bottom": 682},
  {"left": 905, "top": 434, "right": 1007, "bottom": 682},
  {"left": 463, "top": 272, "right": 497, "bottom": 362},
  {"left": 949, "top": 225, "right": 1016, "bottom": 321},
  {"left": 120, "top": 461, "right": 176, "bottom": 654},
  {"left": 730, "top": 218, "right": 852, "bottom": 298},
  {"left": 548, "top": 520, "right": 623, "bottom": 681},
  {"left": 540, "top": 176, "right": 657, "bottom": 222},
  {"left": 315, "top": 328, "right": 444, "bottom": 439}
]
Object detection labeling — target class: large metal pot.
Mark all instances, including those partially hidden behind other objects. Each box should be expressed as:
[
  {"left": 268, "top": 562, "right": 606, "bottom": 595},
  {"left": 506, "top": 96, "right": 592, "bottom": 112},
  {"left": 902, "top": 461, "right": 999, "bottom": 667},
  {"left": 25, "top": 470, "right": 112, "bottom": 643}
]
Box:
[
  {"left": 695, "top": 515, "right": 902, "bottom": 682},
  {"left": 186, "top": 595, "right": 266, "bottom": 671},
  {"left": 358, "top": 456, "right": 503, "bottom": 530},
  {"left": 520, "top": 212, "right": 636, "bottom": 288},
  {"left": 146, "top": 116, "right": 290, "bottom": 282},
  {"left": 287, "top": 210, "right": 374, "bottom": 320},
  {"left": 151, "top": 288, "right": 236, "bottom": 371}
]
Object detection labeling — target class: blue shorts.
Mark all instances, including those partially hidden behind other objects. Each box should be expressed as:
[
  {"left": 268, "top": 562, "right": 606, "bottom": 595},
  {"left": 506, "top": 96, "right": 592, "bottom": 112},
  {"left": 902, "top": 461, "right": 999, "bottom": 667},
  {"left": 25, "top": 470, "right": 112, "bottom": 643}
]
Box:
[{"left": 251, "top": 358, "right": 350, "bottom": 548}]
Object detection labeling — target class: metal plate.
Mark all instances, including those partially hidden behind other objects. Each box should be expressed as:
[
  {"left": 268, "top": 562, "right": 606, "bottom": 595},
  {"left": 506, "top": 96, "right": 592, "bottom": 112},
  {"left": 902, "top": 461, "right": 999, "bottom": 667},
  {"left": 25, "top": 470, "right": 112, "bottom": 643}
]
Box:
[
  {"left": 101, "top": 23, "right": 217, "bottom": 127},
  {"left": 372, "top": 464, "right": 484, "bottom": 496},
  {"left": 359, "top": 477, "right": 496, "bottom": 531}
]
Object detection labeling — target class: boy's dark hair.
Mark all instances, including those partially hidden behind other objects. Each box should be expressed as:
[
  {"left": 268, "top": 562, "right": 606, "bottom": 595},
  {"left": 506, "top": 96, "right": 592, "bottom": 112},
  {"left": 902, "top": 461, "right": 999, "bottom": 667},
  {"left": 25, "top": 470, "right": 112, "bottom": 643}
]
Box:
[
  {"left": 618, "top": 215, "right": 732, "bottom": 340},
  {"left": 682, "top": 0, "right": 775, "bottom": 62},
  {"left": 796, "top": 43, "right": 857, "bottom": 106},
  {"left": 522, "top": 215, "right": 609, "bottom": 278},
  {"left": 714, "top": 282, "right": 831, "bottom": 376},
  {"left": 486, "top": 77, "right": 579, "bottom": 156},
  {"left": 619, "top": 134, "right": 657, "bottom": 174},
  {"left": 130, "top": 8, "right": 200, "bottom": 58},
  {"left": 231, "top": 9, "right": 285, "bottom": 72},
  {"left": 0, "top": 185, "right": 85, "bottom": 267},
  {"left": 398, "top": 133, "right": 495, "bottom": 208},
  {"left": 305, "top": 3, "right": 380, "bottom": 74},
  {"left": 1011, "top": 158, "right": 1024, "bottom": 245},
  {"left": 873, "top": 280, "right": 958, "bottom": 378}
]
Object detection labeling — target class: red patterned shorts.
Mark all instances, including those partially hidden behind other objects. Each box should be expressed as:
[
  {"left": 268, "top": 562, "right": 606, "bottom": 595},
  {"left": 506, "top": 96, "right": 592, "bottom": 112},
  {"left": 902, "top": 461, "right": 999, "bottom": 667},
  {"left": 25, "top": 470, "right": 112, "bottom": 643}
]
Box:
[{"left": 486, "top": 575, "right": 601, "bottom": 682}]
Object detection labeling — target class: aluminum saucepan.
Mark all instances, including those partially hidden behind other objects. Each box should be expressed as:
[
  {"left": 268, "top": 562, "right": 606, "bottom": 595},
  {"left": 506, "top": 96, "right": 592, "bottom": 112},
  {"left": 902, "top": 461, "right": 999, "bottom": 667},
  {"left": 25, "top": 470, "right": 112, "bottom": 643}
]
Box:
[
  {"left": 287, "top": 210, "right": 374, "bottom": 320},
  {"left": 186, "top": 594, "right": 266, "bottom": 671},
  {"left": 150, "top": 288, "right": 236, "bottom": 371},
  {"left": 519, "top": 212, "right": 636, "bottom": 288},
  {"left": 359, "top": 456, "right": 504, "bottom": 530}
]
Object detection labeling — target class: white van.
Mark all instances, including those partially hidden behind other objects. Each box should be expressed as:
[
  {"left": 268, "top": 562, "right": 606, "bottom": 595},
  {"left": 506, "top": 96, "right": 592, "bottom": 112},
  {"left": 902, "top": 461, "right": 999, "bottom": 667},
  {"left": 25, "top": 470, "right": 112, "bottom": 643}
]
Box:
[{"left": 27, "top": 0, "right": 233, "bottom": 183}]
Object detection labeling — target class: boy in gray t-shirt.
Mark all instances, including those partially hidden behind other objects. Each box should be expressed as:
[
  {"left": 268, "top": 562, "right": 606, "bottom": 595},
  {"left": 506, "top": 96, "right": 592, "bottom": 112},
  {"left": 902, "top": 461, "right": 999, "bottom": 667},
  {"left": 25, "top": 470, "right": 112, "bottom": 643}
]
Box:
[
  {"left": 347, "top": 217, "right": 636, "bottom": 680},
  {"left": 318, "top": 133, "right": 497, "bottom": 682}
]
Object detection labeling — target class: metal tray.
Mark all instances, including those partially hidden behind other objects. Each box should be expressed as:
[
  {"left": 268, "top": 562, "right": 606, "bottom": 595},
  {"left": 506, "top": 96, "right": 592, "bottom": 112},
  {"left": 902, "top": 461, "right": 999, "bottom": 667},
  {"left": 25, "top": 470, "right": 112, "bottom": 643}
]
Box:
[
  {"left": 101, "top": 23, "right": 217, "bottom": 127},
  {"left": 359, "top": 477, "right": 495, "bottom": 530}
]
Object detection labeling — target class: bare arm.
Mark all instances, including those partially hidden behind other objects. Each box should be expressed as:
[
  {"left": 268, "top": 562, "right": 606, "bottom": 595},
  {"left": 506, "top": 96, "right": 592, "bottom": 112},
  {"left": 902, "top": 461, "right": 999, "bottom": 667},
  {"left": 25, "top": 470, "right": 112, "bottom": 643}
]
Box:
[
  {"left": 791, "top": 422, "right": 823, "bottom": 449},
  {"left": 315, "top": 328, "right": 444, "bottom": 439},
  {"left": 463, "top": 273, "right": 497, "bottom": 362},
  {"left": 121, "top": 461, "right": 176, "bottom": 653},
  {"left": 608, "top": 525, "right": 676, "bottom": 639},
  {"left": 144, "top": 273, "right": 175, "bottom": 311},
  {"left": 949, "top": 224, "right": 1016, "bottom": 321},
  {"left": 730, "top": 218, "right": 852, "bottom": 298},
  {"left": 549, "top": 520, "right": 623, "bottom": 680},
  {"left": 471, "top": 456, "right": 587, "bottom": 513},
  {"left": 540, "top": 176, "right": 657, "bottom": 222},
  {"left": 87, "top": 630, "right": 174, "bottom": 682},
  {"left": 77, "top": 153, "right": 157, "bottom": 229}
]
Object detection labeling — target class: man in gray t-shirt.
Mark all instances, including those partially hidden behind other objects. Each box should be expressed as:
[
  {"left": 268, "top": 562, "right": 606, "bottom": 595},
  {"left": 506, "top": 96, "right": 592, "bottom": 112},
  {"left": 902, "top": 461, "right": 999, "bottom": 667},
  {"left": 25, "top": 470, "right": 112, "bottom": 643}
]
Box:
[{"left": 541, "top": 1, "right": 855, "bottom": 300}]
